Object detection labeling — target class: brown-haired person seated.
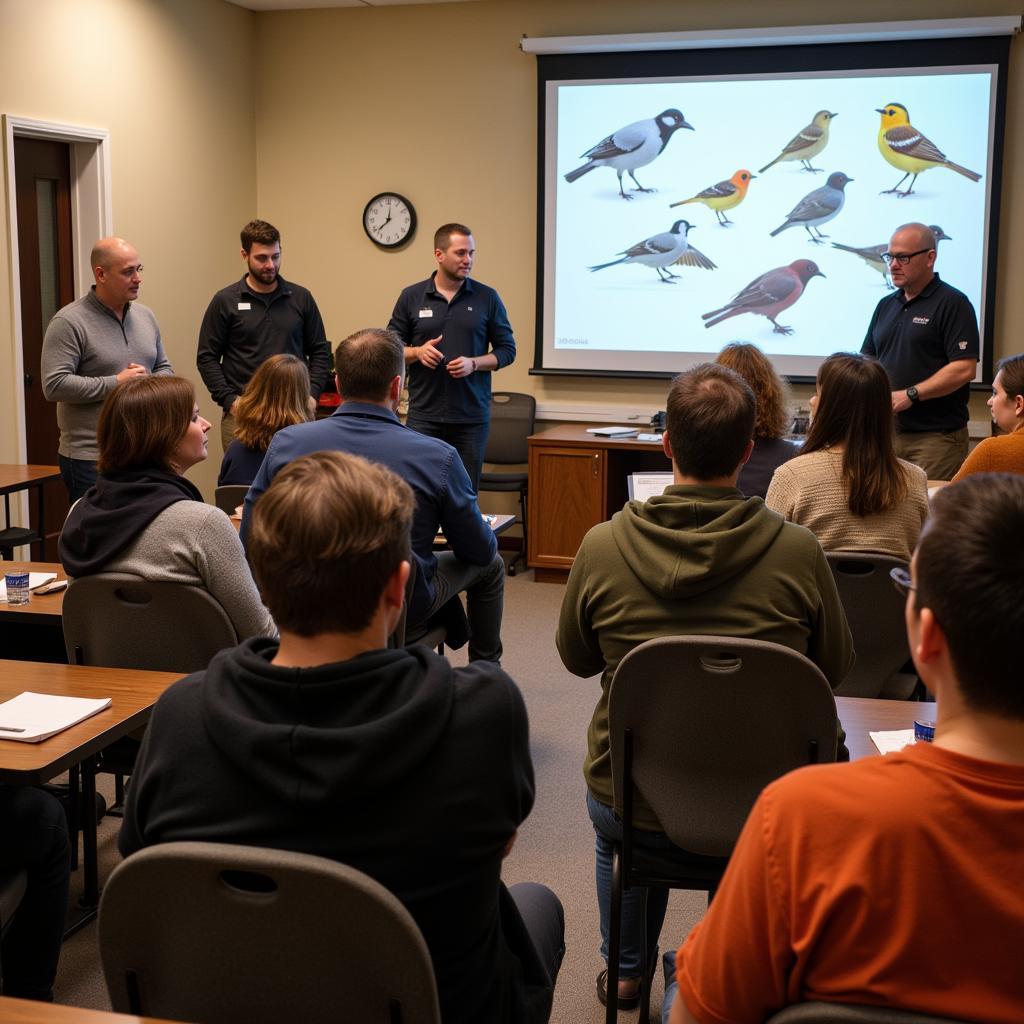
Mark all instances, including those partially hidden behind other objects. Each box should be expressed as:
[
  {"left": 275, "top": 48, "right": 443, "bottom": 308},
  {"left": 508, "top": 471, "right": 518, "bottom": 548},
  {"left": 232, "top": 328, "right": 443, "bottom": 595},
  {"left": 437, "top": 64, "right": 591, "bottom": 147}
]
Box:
[
  {"left": 715, "top": 342, "right": 800, "bottom": 498},
  {"left": 664, "top": 473, "right": 1024, "bottom": 1024},
  {"left": 766, "top": 353, "right": 928, "bottom": 561},
  {"left": 952, "top": 354, "right": 1024, "bottom": 481},
  {"left": 59, "top": 375, "right": 275, "bottom": 640},
  {"left": 118, "top": 451, "right": 565, "bottom": 1024},
  {"left": 218, "top": 353, "right": 313, "bottom": 487}
]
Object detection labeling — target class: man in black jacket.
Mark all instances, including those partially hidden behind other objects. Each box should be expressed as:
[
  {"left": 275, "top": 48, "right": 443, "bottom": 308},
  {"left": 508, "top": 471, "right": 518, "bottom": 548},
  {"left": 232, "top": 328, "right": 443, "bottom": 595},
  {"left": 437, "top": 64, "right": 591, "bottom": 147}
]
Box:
[{"left": 119, "top": 449, "right": 563, "bottom": 1023}]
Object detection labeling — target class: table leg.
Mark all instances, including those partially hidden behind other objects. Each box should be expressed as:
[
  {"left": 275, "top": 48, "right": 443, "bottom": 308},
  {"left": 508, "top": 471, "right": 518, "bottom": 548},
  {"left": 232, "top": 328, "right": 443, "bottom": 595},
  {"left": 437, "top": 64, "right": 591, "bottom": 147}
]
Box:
[
  {"left": 79, "top": 755, "right": 99, "bottom": 909},
  {"left": 38, "top": 481, "right": 48, "bottom": 560}
]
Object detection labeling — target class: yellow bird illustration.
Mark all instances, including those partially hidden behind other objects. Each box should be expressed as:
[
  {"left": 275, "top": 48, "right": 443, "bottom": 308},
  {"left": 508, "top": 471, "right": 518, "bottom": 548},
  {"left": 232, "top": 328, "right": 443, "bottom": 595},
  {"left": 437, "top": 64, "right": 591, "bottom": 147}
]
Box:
[
  {"left": 669, "top": 169, "right": 756, "bottom": 226},
  {"left": 760, "top": 110, "right": 837, "bottom": 174},
  {"left": 877, "top": 103, "right": 982, "bottom": 197}
]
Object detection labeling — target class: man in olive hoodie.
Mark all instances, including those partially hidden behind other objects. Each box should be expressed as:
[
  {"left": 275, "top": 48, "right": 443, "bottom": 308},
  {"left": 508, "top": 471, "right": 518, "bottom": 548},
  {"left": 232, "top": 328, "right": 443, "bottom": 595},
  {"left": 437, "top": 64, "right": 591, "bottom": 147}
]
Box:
[
  {"left": 556, "top": 362, "right": 853, "bottom": 1011},
  {"left": 120, "top": 450, "right": 563, "bottom": 1024}
]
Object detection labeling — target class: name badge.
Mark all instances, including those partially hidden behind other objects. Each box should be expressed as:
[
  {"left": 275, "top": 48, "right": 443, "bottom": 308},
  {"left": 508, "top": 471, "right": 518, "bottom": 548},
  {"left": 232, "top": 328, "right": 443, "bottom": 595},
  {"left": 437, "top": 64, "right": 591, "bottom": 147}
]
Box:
[
  {"left": 238, "top": 302, "right": 251, "bottom": 311},
  {"left": 418, "top": 308, "right": 433, "bottom": 318}
]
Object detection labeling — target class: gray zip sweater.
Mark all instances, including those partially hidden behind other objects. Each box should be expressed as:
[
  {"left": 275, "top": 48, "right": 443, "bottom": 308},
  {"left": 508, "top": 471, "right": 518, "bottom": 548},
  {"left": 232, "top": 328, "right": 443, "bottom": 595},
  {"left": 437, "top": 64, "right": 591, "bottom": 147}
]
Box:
[{"left": 41, "top": 288, "right": 172, "bottom": 460}]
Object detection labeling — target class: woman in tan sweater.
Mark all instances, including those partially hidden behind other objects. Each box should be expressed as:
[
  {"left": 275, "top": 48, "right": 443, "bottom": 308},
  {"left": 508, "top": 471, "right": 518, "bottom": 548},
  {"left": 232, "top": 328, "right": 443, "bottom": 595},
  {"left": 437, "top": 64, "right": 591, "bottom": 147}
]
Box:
[
  {"left": 766, "top": 353, "right": 928, "bottom": 561},
  {"left": 952, "top": 354, "right": 1024, "bottom": 481}
]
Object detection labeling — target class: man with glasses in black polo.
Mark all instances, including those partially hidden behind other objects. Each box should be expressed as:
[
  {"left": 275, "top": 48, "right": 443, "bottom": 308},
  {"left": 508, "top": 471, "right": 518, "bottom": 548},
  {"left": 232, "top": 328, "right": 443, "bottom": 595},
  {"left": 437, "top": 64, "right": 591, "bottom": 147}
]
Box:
[{"left": 862, "top": 221, "right": 978, "bottom": 480}]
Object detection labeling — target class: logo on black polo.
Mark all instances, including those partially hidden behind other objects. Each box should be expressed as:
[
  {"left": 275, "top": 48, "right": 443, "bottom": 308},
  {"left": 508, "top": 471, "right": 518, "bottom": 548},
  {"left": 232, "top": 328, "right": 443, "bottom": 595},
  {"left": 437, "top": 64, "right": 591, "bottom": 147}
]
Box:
[{"left": 912, "top": 316, "right": 930, "bottom": 325}]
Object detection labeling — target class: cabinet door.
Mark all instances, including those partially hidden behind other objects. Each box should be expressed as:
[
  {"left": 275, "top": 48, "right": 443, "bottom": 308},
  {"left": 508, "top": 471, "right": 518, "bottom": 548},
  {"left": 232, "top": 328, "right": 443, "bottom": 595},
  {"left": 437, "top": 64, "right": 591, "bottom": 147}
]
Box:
[{"left": 528, "top": 445, "right": 605, "bottom": 569}]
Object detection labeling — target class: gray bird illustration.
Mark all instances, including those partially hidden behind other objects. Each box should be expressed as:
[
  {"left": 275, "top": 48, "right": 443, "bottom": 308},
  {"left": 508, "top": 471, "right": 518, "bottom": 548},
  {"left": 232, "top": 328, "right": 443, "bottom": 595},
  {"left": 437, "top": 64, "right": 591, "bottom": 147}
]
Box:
[
  {"left": 589, "top": 220, "right": 715, "bottom": 283},
  {"left": 832, "top": 225, "right": 951, "bottom": 287},
  {"left": 565, "top": 109, "right": 694, "bottom": 199},
  {"left": 770, "top": 171, "right": 853, "bottom": 243}
]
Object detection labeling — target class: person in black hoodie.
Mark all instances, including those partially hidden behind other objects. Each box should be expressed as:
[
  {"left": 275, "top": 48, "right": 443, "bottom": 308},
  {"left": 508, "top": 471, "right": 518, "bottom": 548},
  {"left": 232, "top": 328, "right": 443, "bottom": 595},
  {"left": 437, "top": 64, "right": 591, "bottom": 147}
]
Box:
[{"left": 119, "top": 449, "right": 564, "bottom": 1023}]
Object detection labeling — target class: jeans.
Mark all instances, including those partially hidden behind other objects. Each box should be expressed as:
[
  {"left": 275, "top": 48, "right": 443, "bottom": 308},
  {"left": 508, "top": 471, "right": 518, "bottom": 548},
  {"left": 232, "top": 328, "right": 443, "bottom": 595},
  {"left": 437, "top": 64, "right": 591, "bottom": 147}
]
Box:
[
  {"left": 423, "top": 550, "right": 505, "bottom": 662},
  {"left": 407, "top": 417, "right": 490, "bottom": 493},
  {"left": 661, "top": 950, "right": 679, "bottom": 1024},
  {"left": 588, "top": 792, "right": 671, "bottom": 978},
  {"left": 58, "top": 456, "right": 97, "bottom": 504},
  {"left": 0, "top": 786, "right": 71, "bottom": 1001},
  {"left": 509, "top": 882, "right": 566, "bottom": 1023}
]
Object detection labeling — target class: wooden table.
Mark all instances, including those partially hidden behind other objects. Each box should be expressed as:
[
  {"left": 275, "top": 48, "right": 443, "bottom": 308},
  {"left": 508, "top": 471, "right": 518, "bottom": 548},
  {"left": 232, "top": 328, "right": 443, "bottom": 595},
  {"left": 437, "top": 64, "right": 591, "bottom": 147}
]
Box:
[
  {"left": 0, "top": 464, "right": 62, "bottom": 560},
  {"left": 527, "top": 426, "right": 668, "bottom": 582},
  {"left": 0, "top": 996, "right": 187, "bottom": 1024},
  {"left": 836, "top": 695, "right": 936, "bottom": 760},
  {"left": 0, "top": 660, "right": 181, "bottom": 932},
  {"left": 0, "top": 561, "right": 67, "bottom": 625}
]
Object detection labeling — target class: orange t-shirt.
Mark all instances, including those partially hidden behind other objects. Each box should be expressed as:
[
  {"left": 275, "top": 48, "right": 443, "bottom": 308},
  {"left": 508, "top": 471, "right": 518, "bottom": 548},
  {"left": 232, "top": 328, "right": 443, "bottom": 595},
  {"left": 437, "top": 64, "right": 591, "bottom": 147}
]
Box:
[
  {"left": 951, "top": 431, "right": 1024, "bottom": 482},
  {"left": 677, "top": 743, "right": 1024, "bottom": 1024}
]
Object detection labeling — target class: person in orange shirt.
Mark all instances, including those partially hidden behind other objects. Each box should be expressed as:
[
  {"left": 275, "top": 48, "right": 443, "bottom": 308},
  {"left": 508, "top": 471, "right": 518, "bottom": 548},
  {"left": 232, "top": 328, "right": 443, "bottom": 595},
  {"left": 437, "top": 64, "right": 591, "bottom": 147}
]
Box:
[
  {"left": 664, "top": 472, "right": 1024, "bottom": 1024},
  {"left": 952, "top": 354, "right": 1024, "bottom": 481}
]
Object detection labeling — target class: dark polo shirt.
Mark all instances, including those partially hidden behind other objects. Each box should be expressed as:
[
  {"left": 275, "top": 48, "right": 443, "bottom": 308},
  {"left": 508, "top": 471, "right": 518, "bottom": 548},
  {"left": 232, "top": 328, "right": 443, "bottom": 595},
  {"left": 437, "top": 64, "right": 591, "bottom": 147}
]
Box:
[
  {"left": 861, "top": 274, "right": 979, "bottom": 433},
  {"left": 388, "top": 274, "right": 516, "bottom": 424},
  {"left": 197, "top": 275, "right": 330, "bottom": 413}
]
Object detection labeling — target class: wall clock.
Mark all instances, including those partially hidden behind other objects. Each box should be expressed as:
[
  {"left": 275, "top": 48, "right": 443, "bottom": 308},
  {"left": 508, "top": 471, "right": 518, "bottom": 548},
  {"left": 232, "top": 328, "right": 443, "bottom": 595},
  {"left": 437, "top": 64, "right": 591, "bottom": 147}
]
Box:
[{"left": 362, "top": 192, "right": 416, "bottom": 249}]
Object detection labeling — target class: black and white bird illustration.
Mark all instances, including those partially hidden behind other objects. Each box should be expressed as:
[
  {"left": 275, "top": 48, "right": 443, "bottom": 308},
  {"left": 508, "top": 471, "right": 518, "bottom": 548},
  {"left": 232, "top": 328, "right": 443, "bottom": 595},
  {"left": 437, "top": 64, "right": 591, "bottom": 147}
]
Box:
[
  {"left": 565, "top": 109, "right": 694, "bottom": 199},
  {"left": 769, "top": 171, "right": 853, "bottom": 242},
  {"left": 832, "top": 225, "right": 951, "bottom": 287},
  {"left": 588, "top": 220, "right": 716, "bottom": 283}
]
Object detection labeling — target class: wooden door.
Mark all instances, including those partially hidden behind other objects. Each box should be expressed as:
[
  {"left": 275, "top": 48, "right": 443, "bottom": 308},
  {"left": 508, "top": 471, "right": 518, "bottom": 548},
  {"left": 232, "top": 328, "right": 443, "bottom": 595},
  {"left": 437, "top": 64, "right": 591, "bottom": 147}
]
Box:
[
  {"left": 15, "top": 137, "right": 75, "bottom": 551},
  {"left": 528, "top": 444, "right": 605, "bottom": 575}
]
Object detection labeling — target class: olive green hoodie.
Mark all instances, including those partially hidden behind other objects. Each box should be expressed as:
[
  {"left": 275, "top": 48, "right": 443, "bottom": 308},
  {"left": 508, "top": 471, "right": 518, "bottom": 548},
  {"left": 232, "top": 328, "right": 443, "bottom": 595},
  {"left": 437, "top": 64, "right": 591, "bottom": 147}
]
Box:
[{"left": 557, "top": 484, "right": 854, "bottom": 829}]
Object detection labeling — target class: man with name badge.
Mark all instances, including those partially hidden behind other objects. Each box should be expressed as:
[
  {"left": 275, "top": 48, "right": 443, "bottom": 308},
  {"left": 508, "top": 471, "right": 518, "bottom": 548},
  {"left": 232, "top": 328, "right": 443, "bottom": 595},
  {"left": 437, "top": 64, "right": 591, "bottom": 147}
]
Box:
[
  {"left": 861, "top": 221, "right": 979, "bottom": 480},
  {"left": 387, "top": 223, "right": 516, "bottom": 490}
]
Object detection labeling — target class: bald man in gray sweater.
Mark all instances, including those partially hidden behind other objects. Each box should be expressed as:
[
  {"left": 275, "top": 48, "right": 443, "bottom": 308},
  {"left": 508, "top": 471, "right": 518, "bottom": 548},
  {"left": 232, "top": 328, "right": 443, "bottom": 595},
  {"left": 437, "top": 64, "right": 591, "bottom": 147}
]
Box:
[{"left": 41, "top": 237, "right": 172, "bottom": 500}]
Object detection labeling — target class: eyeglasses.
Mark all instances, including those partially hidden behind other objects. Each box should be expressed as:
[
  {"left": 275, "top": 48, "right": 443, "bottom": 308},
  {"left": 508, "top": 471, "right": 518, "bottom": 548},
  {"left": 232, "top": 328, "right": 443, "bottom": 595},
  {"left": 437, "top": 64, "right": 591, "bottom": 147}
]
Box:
[
  {"left": 889, "top": 566, "right": 917, "bottom": 597},
  {"left": 881, "top": 249, "right": 931, "bottom": 266}
]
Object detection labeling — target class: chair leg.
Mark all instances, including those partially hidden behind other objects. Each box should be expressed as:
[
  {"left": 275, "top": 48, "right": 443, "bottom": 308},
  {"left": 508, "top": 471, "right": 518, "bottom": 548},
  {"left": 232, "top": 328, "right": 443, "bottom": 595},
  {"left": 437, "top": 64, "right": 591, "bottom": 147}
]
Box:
[
  {"left": 606, "top": 845, "right": 623, "bottom": 1024},
  {"left": 639, "top": 888, "right": 652, "bottom": 1023}
]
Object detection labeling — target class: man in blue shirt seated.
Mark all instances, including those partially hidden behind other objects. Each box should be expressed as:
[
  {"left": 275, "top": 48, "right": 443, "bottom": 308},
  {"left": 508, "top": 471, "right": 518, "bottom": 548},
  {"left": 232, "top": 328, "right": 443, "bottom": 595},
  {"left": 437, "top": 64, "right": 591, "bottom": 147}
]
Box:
[
  {"left": 121, "top": 450, "right": 564, "bottom": 1023},
  {"left": 241, "top": 327, "right": 506, "bottom": 663}
]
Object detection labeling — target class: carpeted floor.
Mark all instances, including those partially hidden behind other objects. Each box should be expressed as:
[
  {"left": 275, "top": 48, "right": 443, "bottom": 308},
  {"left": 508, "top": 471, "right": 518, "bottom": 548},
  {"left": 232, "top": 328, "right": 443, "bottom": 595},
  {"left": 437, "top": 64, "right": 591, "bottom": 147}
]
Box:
[{"left": 51, "top": 566, "right": 708, "bottom": 1022}]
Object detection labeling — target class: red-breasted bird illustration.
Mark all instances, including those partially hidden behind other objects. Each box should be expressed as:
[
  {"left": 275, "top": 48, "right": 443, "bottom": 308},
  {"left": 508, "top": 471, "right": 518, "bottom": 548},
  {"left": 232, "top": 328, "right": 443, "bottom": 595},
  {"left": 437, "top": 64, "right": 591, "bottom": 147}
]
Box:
[
  {"left": 702, "top": 259, "right": 825, "bottom": 335},
  {"left": 669, "top": 169, "right": 756, "bottom": 225}
]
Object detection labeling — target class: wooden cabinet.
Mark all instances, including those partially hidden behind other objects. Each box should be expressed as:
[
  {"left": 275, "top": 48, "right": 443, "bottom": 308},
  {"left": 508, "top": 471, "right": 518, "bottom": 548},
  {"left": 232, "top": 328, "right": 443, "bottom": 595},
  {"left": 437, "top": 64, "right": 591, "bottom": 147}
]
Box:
[{"left": 527, "top": 427, "right": 670, "bottom": 582}]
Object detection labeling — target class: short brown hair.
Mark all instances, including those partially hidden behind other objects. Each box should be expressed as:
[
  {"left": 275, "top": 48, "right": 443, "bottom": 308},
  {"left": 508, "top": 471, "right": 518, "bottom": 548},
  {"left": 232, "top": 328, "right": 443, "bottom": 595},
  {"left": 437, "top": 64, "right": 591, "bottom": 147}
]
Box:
[
  {"left": 240, "top": 219, "right": 280, "bottom": 252},
  {"left": 803, "top": 353, "right": 907, "bottom": 516},
  {"left": 434, "top": 223, "right": 472, "bottom": 251},
  {"left": 248, "top": 451, "right": 413, "bottom": 635},
  {"left": 334, "top": 328, "right": 404, "bottom": 402},
  {"left": 916, "top": 473, "right": 1024, "bottom": 718},
  {"left": 997, "top": 353, "right": 1024, "bottom": 403},
  {"left": 666, "top": 363, "right": 755, "bottom": 480},
  {"left": 715, "top": 343, "right": 790, "bottom": 441},
  {"left": 97, "top": 376, "right": 194, "bottom": 474},
  {"left": 233, "top": 355, "right": 311, "bottom": 453}
]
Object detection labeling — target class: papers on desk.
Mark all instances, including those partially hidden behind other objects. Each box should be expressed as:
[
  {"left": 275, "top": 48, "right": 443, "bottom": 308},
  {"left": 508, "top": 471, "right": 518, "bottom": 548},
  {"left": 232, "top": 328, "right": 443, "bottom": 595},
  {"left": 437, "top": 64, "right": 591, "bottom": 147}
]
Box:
[
  {"left": 0, "top": 572, "right": 56, "bottom": 601},
  {"left": 0, "top": 691, "right": 112, "bottom": 743},
  {"left": 628, "top": 473, "right": 673, "bottom": 502},
  {"left": 870, "top": 729, "right": 917, "bottom": 755},
  {"left": 587, "top": 426, "right": 638, "bottom": 438}
]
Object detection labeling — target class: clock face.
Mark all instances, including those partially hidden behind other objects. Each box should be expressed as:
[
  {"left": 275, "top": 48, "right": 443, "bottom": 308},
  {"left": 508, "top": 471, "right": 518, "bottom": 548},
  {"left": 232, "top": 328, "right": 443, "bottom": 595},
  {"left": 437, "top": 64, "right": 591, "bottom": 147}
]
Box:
[{"left": 363, "top": 192, "right": 416, "bottom": 249}]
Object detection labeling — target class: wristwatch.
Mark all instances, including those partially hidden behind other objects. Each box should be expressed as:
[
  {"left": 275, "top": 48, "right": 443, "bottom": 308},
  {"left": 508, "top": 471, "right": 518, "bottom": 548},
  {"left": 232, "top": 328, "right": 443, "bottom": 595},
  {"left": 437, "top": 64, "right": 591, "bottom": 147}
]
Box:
[{"left": 906, "top": 385, "right": 920, "bottom": 404}]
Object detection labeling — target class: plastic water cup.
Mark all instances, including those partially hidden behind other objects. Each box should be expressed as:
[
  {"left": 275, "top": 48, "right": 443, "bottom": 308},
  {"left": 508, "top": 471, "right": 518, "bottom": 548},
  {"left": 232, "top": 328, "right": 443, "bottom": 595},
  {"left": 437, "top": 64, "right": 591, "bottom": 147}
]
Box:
[{"left": 4, "top": 572, "right": 30, "bottom": 605}]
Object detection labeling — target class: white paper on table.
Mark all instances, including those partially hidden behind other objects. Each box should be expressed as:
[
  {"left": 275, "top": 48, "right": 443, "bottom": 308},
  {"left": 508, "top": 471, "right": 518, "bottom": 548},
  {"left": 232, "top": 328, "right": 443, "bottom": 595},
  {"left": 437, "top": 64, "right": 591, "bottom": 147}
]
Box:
[
  {"left": 870, "top": 729, "right": 917, "bottom": 755},
  {"left": 0, "top": 691, "right": 112, "bottom": 743},
  {"left": 628, "top": 473, "right": 673, "bottom": 502},
  {"left": 0, "top": 572, "right": 57, "bottom": 601}
]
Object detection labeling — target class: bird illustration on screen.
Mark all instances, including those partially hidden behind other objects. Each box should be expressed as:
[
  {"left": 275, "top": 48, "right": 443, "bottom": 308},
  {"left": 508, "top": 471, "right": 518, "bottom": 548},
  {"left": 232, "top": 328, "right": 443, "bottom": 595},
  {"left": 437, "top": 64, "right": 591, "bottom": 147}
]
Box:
[
  {"left": 759, "top": 110, "right": 837, "bottom": 174},
  {"left": 588, "top": 219, "right": 716, "bottom": 283},
  {"left": 769, "top": 171, "right": 853, "bottom": 243},
  {"left": 832, "top": 225, "right": 951, "bottom": 287},
  {"left": 669, "top": 170, "right": 757, "bottom": 225},
  {"left": 564, "top": 109, "right": 694, "bottom": 199},
  {"left": 876, "top": 103, "right": 982, "bottom": 197},
  {"left": 702, "top": 259, "right": 825, "bottom": 334}
]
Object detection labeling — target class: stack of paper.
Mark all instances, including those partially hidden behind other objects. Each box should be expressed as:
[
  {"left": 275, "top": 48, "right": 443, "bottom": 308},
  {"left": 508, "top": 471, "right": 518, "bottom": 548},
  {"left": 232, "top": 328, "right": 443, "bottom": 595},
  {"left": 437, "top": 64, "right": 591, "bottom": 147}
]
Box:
[
  {"left": 0, "top": 691, "right": 112, "bottom": 743},
  {"left": 870, "top": 729, "right": 916, "bottom": 755}
]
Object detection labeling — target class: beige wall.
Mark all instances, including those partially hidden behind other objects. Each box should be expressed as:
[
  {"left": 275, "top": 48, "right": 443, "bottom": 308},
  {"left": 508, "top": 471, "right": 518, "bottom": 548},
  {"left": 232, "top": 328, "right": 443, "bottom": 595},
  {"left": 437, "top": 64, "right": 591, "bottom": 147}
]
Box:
[
  {"left": 255, "top": 0, "right": 1022, "bottom": 429},
  {"left": 0, "top": 0, "right": 256, "bottom": 498}
]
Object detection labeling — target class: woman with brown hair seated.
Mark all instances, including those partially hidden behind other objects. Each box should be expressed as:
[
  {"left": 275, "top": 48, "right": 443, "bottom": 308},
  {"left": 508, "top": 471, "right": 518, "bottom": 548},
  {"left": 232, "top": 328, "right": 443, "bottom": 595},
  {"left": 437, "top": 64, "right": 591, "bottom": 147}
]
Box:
[
  {"left": 715, "top": 342, "right": 799, "bottom": 498},
  {"left": 952, "top": 353, "right": 1024, "bottom": 481},
  {"left": 218, "top": 354, "right": 312, "bottom": 487},
  {"left": 766, "top": 352, "right": 929, "bottom": 561},
  {"left": 59, "top": 375, "right": 274, "bottom": 640}
]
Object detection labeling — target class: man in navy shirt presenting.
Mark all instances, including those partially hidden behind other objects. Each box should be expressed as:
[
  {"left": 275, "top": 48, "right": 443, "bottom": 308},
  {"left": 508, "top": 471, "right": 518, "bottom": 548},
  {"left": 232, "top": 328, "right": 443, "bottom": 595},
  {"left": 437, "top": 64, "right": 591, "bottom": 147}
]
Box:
[
  {"left": 862, "top": 222, "right": 979, "bottom": 480},
  {"left": 388, "top": 223, "right": 517, "bottom": 490}
]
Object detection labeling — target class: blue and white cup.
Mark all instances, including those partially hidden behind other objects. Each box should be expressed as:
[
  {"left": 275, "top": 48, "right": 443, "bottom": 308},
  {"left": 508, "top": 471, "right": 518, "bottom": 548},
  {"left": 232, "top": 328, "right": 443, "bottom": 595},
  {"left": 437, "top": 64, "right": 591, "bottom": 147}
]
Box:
[{"left": 4, "top": 571, "right": 30, "bottom": 605}]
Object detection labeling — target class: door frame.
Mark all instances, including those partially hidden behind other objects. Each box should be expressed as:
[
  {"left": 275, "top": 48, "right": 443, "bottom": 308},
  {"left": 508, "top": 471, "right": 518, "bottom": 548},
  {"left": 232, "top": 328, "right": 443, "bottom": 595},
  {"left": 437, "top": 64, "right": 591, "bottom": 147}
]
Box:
[{"left": 3, "top": 115, "right": 112, "bottom": 464}]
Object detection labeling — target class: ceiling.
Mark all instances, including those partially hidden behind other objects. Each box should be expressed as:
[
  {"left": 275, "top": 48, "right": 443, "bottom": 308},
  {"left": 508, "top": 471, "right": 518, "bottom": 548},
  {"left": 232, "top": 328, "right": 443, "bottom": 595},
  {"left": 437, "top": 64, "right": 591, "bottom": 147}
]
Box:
[{"left": 225, "top": 0, "right": 477, "bottom": 9}]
